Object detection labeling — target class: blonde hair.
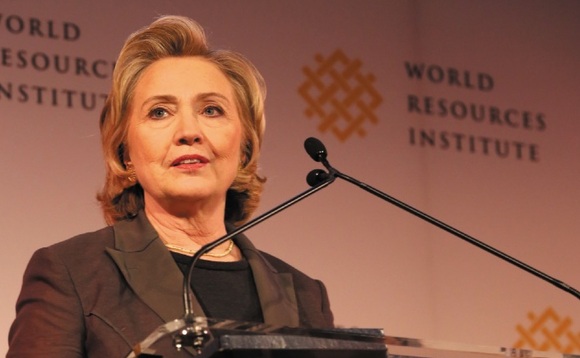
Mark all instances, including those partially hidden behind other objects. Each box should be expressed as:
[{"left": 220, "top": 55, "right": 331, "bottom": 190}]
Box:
[{"left": 97, "top": 16, "right": 266, "bottom": 225}]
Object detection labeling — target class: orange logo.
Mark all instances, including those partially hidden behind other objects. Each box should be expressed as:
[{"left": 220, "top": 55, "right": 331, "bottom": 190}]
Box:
[
  {"left": 514, "top": 307, "right": 580, "bottom": 354},
  {"left": 299, "top": 49, "right": 382, "bottom": 142}
]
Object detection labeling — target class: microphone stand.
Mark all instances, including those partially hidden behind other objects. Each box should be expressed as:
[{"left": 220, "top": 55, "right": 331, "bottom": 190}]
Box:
[
  {"left": 128, "top": 136, "right": 578, "bottom": 357},
  {"left": 304, "top": 137, "right": 580, "bottom": 300}
]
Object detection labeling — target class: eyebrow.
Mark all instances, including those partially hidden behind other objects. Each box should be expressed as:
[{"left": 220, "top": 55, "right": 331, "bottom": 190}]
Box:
[
  {"left": 196, "top": 92, "right": 231, "bottom": 104},
  {"left": 140, "top": 95, "right": 177, "bottom": 111},
  {"left": 141, "top": 92, "right": 231, "bottom": 110}
]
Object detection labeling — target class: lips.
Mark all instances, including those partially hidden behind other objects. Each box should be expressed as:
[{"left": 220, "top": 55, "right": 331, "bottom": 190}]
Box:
[{"left": 171, "top": 155, "right": 209, "bottom": 167}]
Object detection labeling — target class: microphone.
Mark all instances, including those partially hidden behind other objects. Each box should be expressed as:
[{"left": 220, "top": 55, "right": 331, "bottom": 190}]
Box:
[
  {"left": 304, "top": 137, "right": 327, "bottom": 162},
  {"left": 304, "top": 137, "right": 336, "bottom": 177},
  {"left": 303, "top": 137, "right": 580, "bottom": 300},
  {"left": 170, "top": 144, "right": 337, "bottom": 354},
  {"left": 306, "top": 169, "right": 330, "bottom": 187}
]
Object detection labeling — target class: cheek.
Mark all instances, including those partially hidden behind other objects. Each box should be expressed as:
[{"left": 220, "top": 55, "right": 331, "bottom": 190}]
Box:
[
  {"left": 126, "top": 127, "right": 160, "bottom": 167},
  {"left": 222, "top": 141, "right": 242, "bottom": 172},
  {"left": 217, "top": 124, "right": 244, "bottom": 160},
  {"left": 231, "top": 130, "right": 245, "bottom": 165}
]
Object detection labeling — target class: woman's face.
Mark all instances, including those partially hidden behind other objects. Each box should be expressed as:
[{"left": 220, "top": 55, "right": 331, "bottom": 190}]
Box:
[{"left": 126, "top": 56, "right": 243, "bottom": 213}]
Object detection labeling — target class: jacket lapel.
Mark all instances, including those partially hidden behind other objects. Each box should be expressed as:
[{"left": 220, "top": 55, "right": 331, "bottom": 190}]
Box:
[
  {"left": 104, "top": 213, "right": 298, "bottom": 327},
  {"left": 233, "top": 231, "right": 299, "bottom": 327},
  {"left": 105, "top": 212, "right": 206, "bottom": 323}
]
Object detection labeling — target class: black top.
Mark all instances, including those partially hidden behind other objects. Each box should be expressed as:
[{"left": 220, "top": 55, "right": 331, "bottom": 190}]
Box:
[{"left": 171, "top": 252, "right": 264, "bottom": 323}]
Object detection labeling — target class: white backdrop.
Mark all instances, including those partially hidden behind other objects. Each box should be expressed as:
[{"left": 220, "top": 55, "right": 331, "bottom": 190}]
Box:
[{"left": 2, "top": 0, "right": 579, "bottom": 355}]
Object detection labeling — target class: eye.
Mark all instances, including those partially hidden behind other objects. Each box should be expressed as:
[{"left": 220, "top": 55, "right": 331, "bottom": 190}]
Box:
[
  {"left": 202, "top": 105, "right": 224, "bottom": 117},
  {"left": 148, "top": 107, "right": 169, "bottom": 120}
]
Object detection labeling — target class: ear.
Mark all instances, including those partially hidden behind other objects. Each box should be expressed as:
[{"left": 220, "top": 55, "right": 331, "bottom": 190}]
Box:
[
  {"left": 119, "top": 142, "right": 131, "bottom": 169},
  {"left": 124, "top": 161, "right": 137, "bottom": 183},
  {"left": 241, "top": 140, "right": 252, "bottom": 167}
]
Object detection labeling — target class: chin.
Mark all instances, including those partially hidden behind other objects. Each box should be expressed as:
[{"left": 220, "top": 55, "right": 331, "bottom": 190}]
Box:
[{"left": 169, "top": 187, "right": 223, "bottom": 202}]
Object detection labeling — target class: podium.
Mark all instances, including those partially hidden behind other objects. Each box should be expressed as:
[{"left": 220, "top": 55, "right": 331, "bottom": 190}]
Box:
[
  {"left": 129, "top": 317, "right": 387, "bottom": 357},
  {"left": 129, "top": 318, "right": 580, "bottom": 358}
]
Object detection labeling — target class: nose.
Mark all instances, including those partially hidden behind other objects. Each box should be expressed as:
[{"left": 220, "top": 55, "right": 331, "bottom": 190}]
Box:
[{"left": 174, "top": 113, "right": 203, "bottom": 145}]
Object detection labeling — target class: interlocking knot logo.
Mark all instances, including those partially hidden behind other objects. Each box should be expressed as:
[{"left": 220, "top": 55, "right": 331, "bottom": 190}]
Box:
[
  {"left": 299, "top": 49, "right": 382, "bottom": 142},
  {"left": 514, "top": 307, "right": 580, "bottom": 353}
]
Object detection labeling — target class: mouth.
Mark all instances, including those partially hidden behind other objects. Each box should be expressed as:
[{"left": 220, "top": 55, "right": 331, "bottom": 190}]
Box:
[
  {"left": 171, "top": 155, "right": 208, "bottom": 167},
  {"left": 176, "top": 158, "right": 201, "bottom": 165}
]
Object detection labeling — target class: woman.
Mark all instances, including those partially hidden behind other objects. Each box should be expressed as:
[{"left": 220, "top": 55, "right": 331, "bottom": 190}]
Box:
[{"left": 8, "top": 15, "right": 333, "bottom": 357}]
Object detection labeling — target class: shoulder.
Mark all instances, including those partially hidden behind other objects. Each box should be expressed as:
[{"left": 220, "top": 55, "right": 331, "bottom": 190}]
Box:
[
  {"left": 46, "top": 225, "right": 115, "bottom": 256},
  {"left": 16, "top": 224, "right": 117, "bottom": 307},
  {"left": 258, "top": 251, "right": 311, "bottom": 277},
  {"left": 21, "top": 224, "right": 124, "bottom": 312},
  {"left": 26, "top": 225, "right": 116, "bottom": 278},
  {"left": 257, "top": 250, "right": 326, "bottom": 293},
  {"left": 234, "top": 231, "right": 320, "bottom": 284},
  {"left": 257, "top": 250, "right": 335, "bottom": 328}
]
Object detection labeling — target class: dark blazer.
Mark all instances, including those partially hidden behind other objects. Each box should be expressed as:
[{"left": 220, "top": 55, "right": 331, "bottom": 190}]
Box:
[{"left": 8, "top": 212, "right": 334, "bottom": 357}]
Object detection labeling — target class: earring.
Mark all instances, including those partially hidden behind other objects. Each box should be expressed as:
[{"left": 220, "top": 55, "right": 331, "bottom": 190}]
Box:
[{"left": 125, "top": 162, "right": 137, "bottom": 183}]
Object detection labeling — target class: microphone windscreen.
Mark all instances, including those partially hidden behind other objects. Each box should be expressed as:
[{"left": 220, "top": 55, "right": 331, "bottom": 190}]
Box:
[
  {"left": 304, "top": 137, "right": 327, "bottom": 162},
  {"left": 306, "top": 169, "right": 329, "bottom": 187}
]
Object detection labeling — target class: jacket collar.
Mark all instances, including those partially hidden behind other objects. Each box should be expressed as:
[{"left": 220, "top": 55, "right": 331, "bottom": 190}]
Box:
[
  {"left": 230, "top": 227, "right": 299, "bottom": 327},
  {"left": 105, "top": 211, "right": 299, "bottom": 327},
  {"left": 105, "top": 211, "right": 203, "bottom": 324}
]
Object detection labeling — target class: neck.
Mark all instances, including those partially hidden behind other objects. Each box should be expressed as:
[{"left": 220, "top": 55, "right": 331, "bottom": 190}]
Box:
[
  {"left": 147, "top": 207, "right": 225, "bottom": 242},
  {"left": 142, "top": 194, "right": 241, "bottom": 261},
  {"left": 145, "top": 205, "right": 240, "bottom": 261},
  {"left": 144, "top": 192, "right": 228, "bottom": 240}
]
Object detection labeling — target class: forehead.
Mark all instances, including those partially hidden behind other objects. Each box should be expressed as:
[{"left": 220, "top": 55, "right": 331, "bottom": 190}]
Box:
[{"left": 134, "top": 56, "right": 234, "bottom": 99}]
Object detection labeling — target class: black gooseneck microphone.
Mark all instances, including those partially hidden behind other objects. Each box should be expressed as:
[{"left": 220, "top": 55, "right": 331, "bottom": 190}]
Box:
[
  {"left": 303, "top": 136, "right": 580, "bottom": 300},
  {"left": 170, "top": 148, "right": 337, "bottom": 353}
]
